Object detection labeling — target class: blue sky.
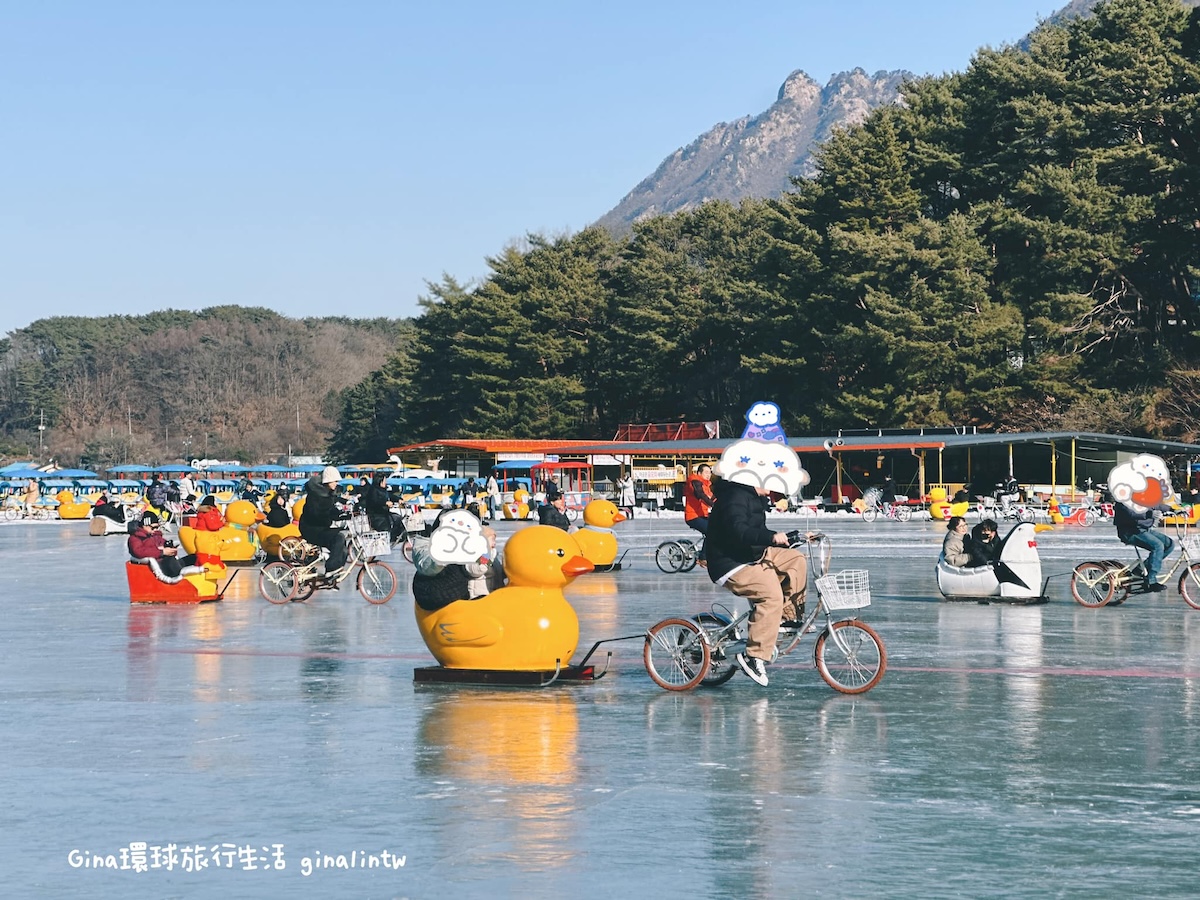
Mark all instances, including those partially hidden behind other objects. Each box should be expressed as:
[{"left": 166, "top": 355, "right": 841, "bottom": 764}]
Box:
[{"left": 0, "top": 1, "right": 1061, "bottom": 336}]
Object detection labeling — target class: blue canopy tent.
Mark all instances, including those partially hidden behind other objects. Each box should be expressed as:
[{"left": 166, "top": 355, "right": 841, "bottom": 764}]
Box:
[
  {"left": 50, "top": 468, "right": 98, "bottom": 478},
  {"left": 2, "top": 470, "right": 47, "bottom": 481},
  {"left": 108, "top": 479, "right": 147, "bottom": 492},
  {"left": 153, "top": 464, "right": 198, "bottom": 474},
  {"left": 107, "top": 464, "right": 151, "bottom": 474},
  {"left": 0, "top": 461, "right": 40, "bottom": 474},
  {"left": 202, "top": 464, "right": 250, "bottom": 475}
]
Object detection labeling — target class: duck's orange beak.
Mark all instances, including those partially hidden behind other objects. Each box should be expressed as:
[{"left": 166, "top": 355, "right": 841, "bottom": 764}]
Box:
[
  {"left": 562, "top": 555, "right": 594, "bottom": 578},
  {"left": 612, "top": 511, "right": 627, "bottom": 524}
]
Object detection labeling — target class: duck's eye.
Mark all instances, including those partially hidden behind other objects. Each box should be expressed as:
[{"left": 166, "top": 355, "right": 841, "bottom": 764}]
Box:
[{"left": 556, "top": 548, "right": 565, "bottom": 557}]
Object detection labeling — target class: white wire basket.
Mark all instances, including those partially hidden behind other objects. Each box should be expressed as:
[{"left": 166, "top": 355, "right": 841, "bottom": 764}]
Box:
[
  {"left": 816, "top": 569, "right": 871, "bottom": 610},
  {"left": 1182, "top": 534, "right": 1200, "bottom": 557},
  {"left": 355, "top": 531, "right": 392, "bottom": 558},
  {"left": 347, "top": 514, "right": 373, "bottom": 535}
]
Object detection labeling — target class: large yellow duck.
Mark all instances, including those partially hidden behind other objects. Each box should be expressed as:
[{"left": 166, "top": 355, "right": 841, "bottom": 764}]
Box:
[
  {"left": 503, "top": 487, "right": 532, "bottom": 520},
  {"left": 179, "top": 499, "right": 264, "bottom": 564},
  {"left": 414, "top": 525, "right": 594, "bottom": 671},
  {"left": 573, "top": 498, "right": 626, "bottom": 568},
  {"left": 54, "top": 489, "right": 92, "bottom": 520}
]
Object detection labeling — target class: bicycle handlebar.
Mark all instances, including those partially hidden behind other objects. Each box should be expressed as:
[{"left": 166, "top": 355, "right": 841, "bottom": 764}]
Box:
[{"left": 787, "top": 530, "right": 825, "bottom": 545}]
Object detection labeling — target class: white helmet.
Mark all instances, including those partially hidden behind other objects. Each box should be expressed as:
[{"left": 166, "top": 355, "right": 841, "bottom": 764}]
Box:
[{"left": 321, "top": 465, "right": 341, "bottom": 484}]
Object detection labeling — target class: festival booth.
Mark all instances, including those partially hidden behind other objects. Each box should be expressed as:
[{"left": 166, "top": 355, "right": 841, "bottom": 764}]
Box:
[{"left": 531, "top": 461, "right": 593, "bottom": 519}]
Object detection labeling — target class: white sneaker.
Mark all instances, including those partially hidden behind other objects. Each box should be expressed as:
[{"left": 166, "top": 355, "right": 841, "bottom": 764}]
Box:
[{"left": 736, "top": 653, "right": 769, "bottom": 687}]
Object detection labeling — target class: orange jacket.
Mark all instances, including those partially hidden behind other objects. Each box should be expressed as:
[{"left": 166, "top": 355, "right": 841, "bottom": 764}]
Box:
[{"left": 684, "top": 474, "right": 715, "bottom": 522}]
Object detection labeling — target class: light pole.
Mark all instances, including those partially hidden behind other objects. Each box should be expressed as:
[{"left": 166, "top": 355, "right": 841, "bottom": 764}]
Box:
[{"left": 37, "top": 408, "right": 45, "bottom": 456}]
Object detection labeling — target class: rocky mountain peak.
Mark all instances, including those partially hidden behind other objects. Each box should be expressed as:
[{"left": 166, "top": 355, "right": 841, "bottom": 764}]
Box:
[{"left": 594, "top": 68, "right": 910, "bottom": 233}]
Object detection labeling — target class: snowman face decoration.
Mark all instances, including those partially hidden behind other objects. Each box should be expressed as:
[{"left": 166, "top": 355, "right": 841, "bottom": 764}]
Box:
[
  {"left": 1108, "top": 453, "right": 1174, "bottom": 512},
  {"left": 430, "top": 510, "right": 490, "bottom": 564},
  {"left": 716, "top": 438, "right": 809, "bottom": 497}
]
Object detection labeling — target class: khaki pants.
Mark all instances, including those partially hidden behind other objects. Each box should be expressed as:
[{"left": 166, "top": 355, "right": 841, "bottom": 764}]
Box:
[{"left": 722, "top": 547, "right": 807, "bottom": 660}]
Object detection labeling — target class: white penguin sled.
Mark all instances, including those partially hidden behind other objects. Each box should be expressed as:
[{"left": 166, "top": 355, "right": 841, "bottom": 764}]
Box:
[{"left": 936, "top": 522, "right": 1047, "bottom": 603}]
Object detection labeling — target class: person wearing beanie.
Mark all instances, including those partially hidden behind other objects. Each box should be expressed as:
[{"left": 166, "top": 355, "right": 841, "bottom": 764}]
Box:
[
  {"left": 300, "top": 465, "right": 348, "bottom": 580},
  {"left": 127, "top": 511, "right": 197, "bottom": 577}
]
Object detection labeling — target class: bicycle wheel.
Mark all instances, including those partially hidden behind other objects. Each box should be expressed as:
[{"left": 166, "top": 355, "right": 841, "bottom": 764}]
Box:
[
  {"left": 357, "top": 561, "right": 398, "bottom": 604},
  {"left": 693, "top": 613, "right": 740, "bottom": 687},
  {"left": 1070, "top": 561, "right": 1115, "bottom": 607},
  {"left": 861, "top": 508, "right": 878, "bottom": 523},
  {"left": 279, "top": 537, "right": 306, "bottom": 562},
  {"left": 1179, "top": 562, "right": 1200, "bottom": 609},
  {"left": 292, "top": 579, "right": 317, "bottom": 602},
  {"left": 644, "top": 618, "right": 710, "bottom": 691},
  {"left": 1018, "top": 507, "right": 1035, "bottom": 524},
  {"left": 3, "top": 507, "right": 18, "bottom": 521},
  {"left": 1081, "top": 508, "right": 1097, "bottom": 527},
  {"left": 677, "top": 539, "right": 698, "bottom": 573},
  {"left": 566, "top": 506, "right": 578, "bottom": 522},
  {"left": 815, "top": 619, "right": 886, "bottom": 694},
  {"left": 259, "top": 562, "right": 298, "bottom": 604},
  {"left": 401, "top": 540, "right": 414, "bottom": 564},
  {"left": 895, "top": 506, "right": 912, "bottom": 523},
  {"left": 655, "top": 541, "right": 685, "bottom": 573}
]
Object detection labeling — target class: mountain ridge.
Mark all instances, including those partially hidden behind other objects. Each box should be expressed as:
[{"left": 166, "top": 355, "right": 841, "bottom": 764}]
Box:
[
  {"left": 595, "top": 68, "right": 909, "bottom": 233},
  {"left": 596, "top": 0, "right": 1199, "bottom": 231}
]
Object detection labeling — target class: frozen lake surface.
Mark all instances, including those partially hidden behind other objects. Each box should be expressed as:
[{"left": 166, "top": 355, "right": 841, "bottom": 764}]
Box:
[{"left": 3, "top": 513, "right": 1199, "bottom": 898}]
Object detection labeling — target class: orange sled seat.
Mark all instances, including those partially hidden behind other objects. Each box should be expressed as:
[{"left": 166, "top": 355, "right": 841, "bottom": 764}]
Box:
[{"left": 125, "top": 558, "right": 221, "bottom": 604}]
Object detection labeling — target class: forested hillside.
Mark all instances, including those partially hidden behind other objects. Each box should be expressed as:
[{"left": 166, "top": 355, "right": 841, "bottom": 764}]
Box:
[
  {"left": 0, "top": 307, "right": 410, "bottom": 466},
  {"left": 330, "top": 0, "right": 1200, "bottom": 455}
]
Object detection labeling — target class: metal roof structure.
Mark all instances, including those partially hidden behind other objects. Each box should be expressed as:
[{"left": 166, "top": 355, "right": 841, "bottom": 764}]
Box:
[{"left": 535, "top": 431, "right": 1200, "bottom": 458}]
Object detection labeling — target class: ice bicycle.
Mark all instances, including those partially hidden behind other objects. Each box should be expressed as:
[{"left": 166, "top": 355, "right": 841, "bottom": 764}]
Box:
[
  {"left": 642, "top": 533, "right": 887, "bottom": 693},
  {"left": 1070, "top": 524, "right": 1200, "bottom": 608},
  {"left": 259, "top": 514, "right": 398, "bottom": 605}
]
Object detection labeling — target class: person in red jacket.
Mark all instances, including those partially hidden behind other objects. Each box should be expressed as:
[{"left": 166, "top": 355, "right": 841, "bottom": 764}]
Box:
[
  {"left": 127, "top": 511, "right": 196, "bottom": 577},
  {"left": 684, "top": 464, "right": 715, "bottom": 535},
  {"left": 193, "top": 495, "right": 225, "bottom": 531},
  {"left": 684, "top": 463, "right": 716, "bottom": 564}
]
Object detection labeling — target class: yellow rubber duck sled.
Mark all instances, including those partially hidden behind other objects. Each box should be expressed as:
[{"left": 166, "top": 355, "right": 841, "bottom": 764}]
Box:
[
  {"left": 572, "top": 498, "right": 627, "bottom": 568},
  {"left": 414, "top": 525, "right": 593, "bottom": 670}
]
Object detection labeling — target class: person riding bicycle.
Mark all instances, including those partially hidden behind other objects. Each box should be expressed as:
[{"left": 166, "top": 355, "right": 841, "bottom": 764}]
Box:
[
  {"left": 705, "top": 428, "right": 811, "bottom": 688},
  {"left": 684, "top": 464, "right": 715, "bottom": 561},
  {"left": 881, "top": 475, "right": 898, "bottom": 512},
  {"left": 1114, "top": 499, "right": 1175, "bottom": 592},
  {"left": 299, "top": 466, "right": 349, "bottom": 582},
  {"left": 1109, "top": 453, "right": 1179, "bottom": 592},
  {"left": 362, "top": 470, "right": 404, "bottom": 543}
]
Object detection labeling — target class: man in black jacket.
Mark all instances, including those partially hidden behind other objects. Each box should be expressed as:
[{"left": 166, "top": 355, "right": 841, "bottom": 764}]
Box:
[
  {"left": 706, "top": 476, "right": 808, "bottom": 687},
  {"left": 537, "top": 485, "right": 572, "bottom": 532}
]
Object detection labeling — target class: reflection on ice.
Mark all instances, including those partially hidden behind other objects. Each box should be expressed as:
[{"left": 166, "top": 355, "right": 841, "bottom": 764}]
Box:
[{"left": 4, "top": 517, "right": 1200, "bottom": 896}]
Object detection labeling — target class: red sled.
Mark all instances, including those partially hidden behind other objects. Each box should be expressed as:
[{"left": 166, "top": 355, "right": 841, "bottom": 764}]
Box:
[{"left": 125, "top": 559, "right": 222, "bottom": 604}]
